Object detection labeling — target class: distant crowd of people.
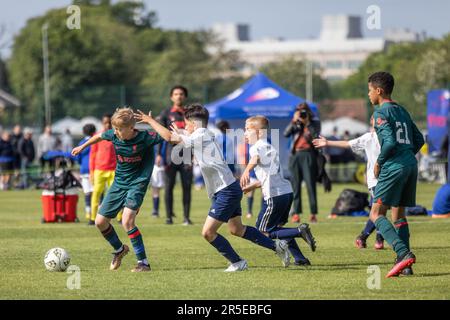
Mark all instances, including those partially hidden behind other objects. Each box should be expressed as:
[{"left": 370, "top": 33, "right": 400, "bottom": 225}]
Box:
[{"left": 0, "top": 124, "right": 77, "bottom": 190}]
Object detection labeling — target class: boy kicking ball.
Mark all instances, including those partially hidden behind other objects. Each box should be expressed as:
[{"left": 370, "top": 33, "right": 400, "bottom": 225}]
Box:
[
  {"left": 135, "top": 105, "right": 291, "bottom": 272},
  {"left": 72, "top": 107, "right": 166, "bottom": 272},
  {"left": 241, "top": 116, "right": 316, "bottom": 266}
]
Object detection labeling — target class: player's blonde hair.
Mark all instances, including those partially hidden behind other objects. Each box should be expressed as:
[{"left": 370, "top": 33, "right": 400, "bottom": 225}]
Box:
[
  {"left": 111, "top": 107, "right": 136, "bottom": 127},
  {"left": 246, "top": 115, "right": 269, "bottom": 129}
]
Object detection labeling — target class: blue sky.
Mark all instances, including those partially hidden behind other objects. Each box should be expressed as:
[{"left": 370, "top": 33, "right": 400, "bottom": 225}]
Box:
[{"left": 1, "top": 0, "right": 449, "bottom": 57}]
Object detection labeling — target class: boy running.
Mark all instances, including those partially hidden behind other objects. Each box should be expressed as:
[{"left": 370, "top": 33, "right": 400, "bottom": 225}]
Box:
[
  {"left": 72, "top": 107, "right": 166, "bottom": 272},
  {"left": 240, "top": 116, "right": 316, "bottom": 266},
  {"left": 135, "top": 105, "right": 291, "bottom": 272},
  {"left": 367, "top": 72, "right": 424, "bottom": 277}
]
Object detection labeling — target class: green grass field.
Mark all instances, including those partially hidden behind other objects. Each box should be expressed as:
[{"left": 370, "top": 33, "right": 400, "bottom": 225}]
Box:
[{"left": 0, "top": 182, "right": 449, "bottom": 300}]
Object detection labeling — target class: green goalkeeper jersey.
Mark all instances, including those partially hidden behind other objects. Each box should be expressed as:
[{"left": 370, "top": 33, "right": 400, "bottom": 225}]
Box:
[{"left": 373, "top": 101, "right": 424, "bottom": 170}]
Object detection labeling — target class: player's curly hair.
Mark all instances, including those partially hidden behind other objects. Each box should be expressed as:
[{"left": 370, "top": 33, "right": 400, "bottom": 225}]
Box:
[{"left": 111, "top": 107, "right": 136, "bottom": 127}]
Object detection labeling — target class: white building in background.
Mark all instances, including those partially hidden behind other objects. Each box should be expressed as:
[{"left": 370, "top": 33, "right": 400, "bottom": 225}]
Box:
[{"left": 212, "top": 15, "right": 424, "bottom": 81}]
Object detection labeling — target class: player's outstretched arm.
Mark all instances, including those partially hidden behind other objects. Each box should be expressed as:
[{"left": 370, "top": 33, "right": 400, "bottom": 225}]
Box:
[
  {"left": 134, "top": 110, "right": 173, "bottom": 143},
  {"left": 313, "top": 136, "right": 350, "bottom": 149},
  {"left": 242, "top": 180, "right": 261, "bottom": 194},
  {"left": 71, "top": 134, "right": 102, "bottom": 156},
  {"left": 240, "top": 155, "right": 258, "bottom": 188}
]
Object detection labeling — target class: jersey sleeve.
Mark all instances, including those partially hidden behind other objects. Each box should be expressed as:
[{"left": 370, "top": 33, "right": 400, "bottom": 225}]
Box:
[
  {"left": 101, "top": 129, "right": 115, "bottom": 141},
  {"left": 144, "top": 130, "right": 164, "bottom": 147},
  {"left": 348, "top": 133, "right": 370, "bottom": 152},
  {"left": 374, "top": 110, "right": 396, "bottom": 166}
]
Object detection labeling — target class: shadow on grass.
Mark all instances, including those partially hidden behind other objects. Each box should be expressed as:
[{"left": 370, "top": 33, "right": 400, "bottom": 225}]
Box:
[
  {"left": 417, "top": 272, "right": 450, "bottom": 278},
  {"left": 413, "top": 246, "right": 450, "bottom": 250}
]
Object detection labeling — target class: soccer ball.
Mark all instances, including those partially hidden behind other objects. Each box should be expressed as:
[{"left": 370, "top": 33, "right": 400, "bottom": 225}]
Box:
[{"left": 44, "top": 248, "right": 71, "bottom": 272}]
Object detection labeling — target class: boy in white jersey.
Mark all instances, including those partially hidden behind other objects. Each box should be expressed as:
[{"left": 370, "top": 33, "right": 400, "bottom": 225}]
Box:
[
  {"left": 313, "top": 116, "right": 385, "bottom": 250},
  {"left": 135, "top": 105, "right": 291, "bottom": 272},
  {"left": 240, "top": 116, "right": 317, "bottom": 266}
]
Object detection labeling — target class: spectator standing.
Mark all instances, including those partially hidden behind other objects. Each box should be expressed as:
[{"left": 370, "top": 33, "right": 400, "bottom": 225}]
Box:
[
  {"left": 10, "top": 125, "right": 23, "bottom": 187},
  {"left": 0, "top": 131, "right": 14, "bottom": 190},
  {"left": 18, "top": 128, "right": 35, "bottom": 189},
  {"left": 156, "top": 85, "right": 193, "bottom": 225},
  {"left": 61, "top": 128, "right": 74, "bottom": 152},
  {"left": 284, "top": 103, "right": 321, "bottom": 224},
  {"left": 37, "top": 125, "right": 56, "bottom": 175}
]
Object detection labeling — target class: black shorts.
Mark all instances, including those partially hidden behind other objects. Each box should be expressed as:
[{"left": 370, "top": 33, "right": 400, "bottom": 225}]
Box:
[{"left": 0, "top": 162, "right": 13, "bottom": 172}]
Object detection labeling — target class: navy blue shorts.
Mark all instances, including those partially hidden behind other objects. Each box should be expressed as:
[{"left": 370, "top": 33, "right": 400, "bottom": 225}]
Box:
[
  {"left": 208, "top": 180, "right": 243, "bottom": 222},
  {"left": 256, "top": 193, "right": 293, "bottom": 233}
]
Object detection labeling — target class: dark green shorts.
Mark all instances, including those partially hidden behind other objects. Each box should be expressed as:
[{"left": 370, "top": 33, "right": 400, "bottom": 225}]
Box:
[
  {"left": 373, "top": 164, "right": 417, "bottom": 207},
  {"left": 98, "top": 183, "right": 148, "bottom": 218}
]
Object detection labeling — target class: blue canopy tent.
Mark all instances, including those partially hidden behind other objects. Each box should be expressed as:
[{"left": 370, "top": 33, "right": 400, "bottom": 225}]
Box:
[
  {"left": 205, "top": 72, "right": 319, "bottom": 175},
  {"left": 207, "top": 72, "right": 318, "bottom": 121}
]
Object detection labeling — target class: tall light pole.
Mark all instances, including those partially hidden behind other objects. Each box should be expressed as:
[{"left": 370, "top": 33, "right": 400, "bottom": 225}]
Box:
[{"left": 42, "top": 23, "right": 51, "bottom": 126}]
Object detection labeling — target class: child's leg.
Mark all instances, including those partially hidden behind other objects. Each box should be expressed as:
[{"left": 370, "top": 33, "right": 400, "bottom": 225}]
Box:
[
  {"left": 152, "top": 187, "right": 160, "bottom": 216},
  {"left": 91, "top": 170, "right": 107, "bottom": 222},
  {"left": 246, "top": 190, "right": 254, "bottom": 217},
  {"left": 122, "top": 207, "right": 148, "bottom": 266},
  {"left": 268, "top": 227, "right": 301, "bottom": 240},
  {"left": 287, "top": 239, "right": 308, "bottom": 263},
  {"left": 228, "top": 216, "right": 276, "bottom": 251},
  {"left": 360, "top": 219, "right": 377, "bottom": 239},
  {"left": 392, "top": 207, "right": 409, "bottom": 251},
  {"left": 202, "top": 216, "right": 241, "bottom": 264},
  {"left": 95, "top": 214, "right": 123, "bottom": 252},
  {"left": 106, "top": 171, "right": 122, "bottom": 223},
  {"left": 84, "top": 192, "right": 92, "bottom": 219},
  {"left": 370, "top": 203, "right": 408, "bottom": 258}
]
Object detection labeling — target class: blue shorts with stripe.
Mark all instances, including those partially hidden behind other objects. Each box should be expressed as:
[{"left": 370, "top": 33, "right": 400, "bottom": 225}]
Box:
[
  {"left": 208, "top": 180, "right": 243, "bottom": 222},
  {"left": 256, "top": 193, "right": 293, "bottom": 233}
]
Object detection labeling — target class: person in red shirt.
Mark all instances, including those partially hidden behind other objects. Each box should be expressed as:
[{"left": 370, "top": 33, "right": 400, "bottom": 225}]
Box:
[{"left": 89, "top": 114, "right": 121, "bottom": 225}]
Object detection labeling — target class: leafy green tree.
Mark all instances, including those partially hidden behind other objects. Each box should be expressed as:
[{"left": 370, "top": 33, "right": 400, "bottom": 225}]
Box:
[
  {"left": 8, "top": 6, "right": 141, "bottom": 123},
  {"left": 332, "top": 35, "right": 450, "bottom": 123}
]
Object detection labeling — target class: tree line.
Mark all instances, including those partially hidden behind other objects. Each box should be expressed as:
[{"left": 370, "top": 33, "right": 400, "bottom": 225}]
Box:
[{"left": 1, "top": 0, "right": 448, "bottom": 127}]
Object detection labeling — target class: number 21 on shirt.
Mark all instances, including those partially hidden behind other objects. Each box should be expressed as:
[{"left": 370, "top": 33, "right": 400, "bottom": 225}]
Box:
[{"left": 396, "top": 122, "right": 411, "bottom": 145}]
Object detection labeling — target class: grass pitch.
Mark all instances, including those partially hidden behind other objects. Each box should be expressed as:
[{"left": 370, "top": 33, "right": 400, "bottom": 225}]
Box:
[{"left": 0, "top": 182, "right": 449, "bottom": 300}]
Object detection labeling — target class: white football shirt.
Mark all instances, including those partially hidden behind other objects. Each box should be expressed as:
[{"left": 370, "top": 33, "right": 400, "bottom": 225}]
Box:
[
  {"left": 179, "top": 128, "right": 236, "bottom": 198},
  {"left": 348, "top": 131, "right": 380, "bottom": 189},
  {"left": 249, "top": 139, "right": 293, "bottom": 200}
]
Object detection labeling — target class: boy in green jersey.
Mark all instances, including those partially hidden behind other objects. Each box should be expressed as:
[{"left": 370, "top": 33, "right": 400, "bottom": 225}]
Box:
[
  {"left": 72, "top": 107, "right": 168, "bottom": 272},
  {"left": 368, "top": 72, "right": 424, "bottom": 278}
]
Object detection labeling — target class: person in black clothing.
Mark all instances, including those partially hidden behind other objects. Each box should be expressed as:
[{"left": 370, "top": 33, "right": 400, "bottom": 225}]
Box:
[
  {"left": 284, "top": 103, "right": 321, "bottom": 224},
  {"left": 0, "top": 131, "right": 14, "bottom": 190},
  {"left": 156, "top": 85, "right": 193, "bottom": 225},
  {"left": 18, "top": 128, "right": 35, "bottom": 189},
  {"left": 10, "top": 125, "right": 23, "bottom": 186}
]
